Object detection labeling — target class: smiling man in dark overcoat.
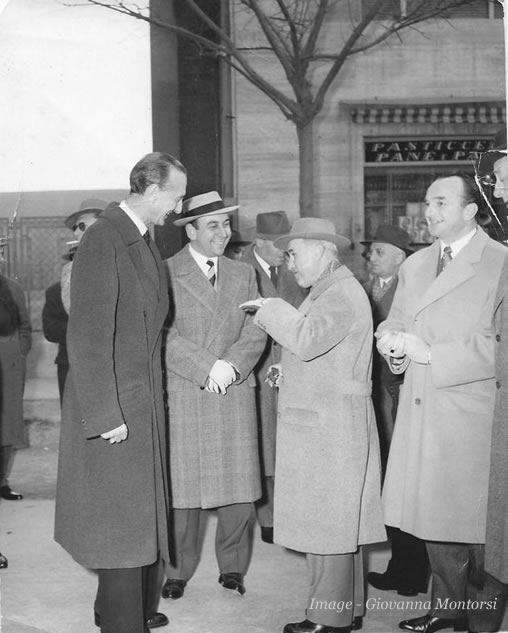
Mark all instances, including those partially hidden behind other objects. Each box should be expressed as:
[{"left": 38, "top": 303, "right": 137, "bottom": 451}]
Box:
[{"left": 54, "top": 152, "right": 187, "bottom": 633}]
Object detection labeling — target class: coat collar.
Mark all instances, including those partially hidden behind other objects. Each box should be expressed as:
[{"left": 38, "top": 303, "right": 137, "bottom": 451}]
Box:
[
  {"left": 309, "top": 264, "right": 354, "bottom": 301},
  {"left": 414, "top": 228, "right": 489, "bottom": 316}
]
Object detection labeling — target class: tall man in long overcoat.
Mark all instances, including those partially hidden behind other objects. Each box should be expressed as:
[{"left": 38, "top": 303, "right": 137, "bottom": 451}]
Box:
[
  {"left": 241, "top": 210, "right": 306, "bottom": 544},
  {"left": 161, "top": 192, "right": 266, "bottom": 600},
  {"left": 377, "top": 173, "right": 508, "bottom": 633},
  {"left": 54, "top": 152, "right": 187, "bottom": 633},
  {"left": 244, "top": 218, "right": 386, "bottom": 633}
]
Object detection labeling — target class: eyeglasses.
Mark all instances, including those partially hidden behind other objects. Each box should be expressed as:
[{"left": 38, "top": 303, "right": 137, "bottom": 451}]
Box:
[{"left": 72, "top": 222, "right": 87, "bottom": 232}]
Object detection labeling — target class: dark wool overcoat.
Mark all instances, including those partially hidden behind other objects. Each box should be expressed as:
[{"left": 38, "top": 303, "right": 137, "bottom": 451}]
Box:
[
  {"left": 486, "top": 253, "right": 508, "bottom": 582},
  {"left": 254, "top": 265, "right": 386, "bottom": 554},
  {"left": 380, "top": 229, "right": 507, "bottom": 543},
  {"left": 0, "top": 275, "right": 32, "bottom": 447},
  {"left": 164, "top": 247, "right": 267, "bottom": 509},
  {"left": 240, "top": 244, "right": 306, "bottom": 476},
  {"left": 54, "top": 204, "right": 170, "bottom": 569},
  {"left": 42, "top": 281, "right": 68, "bottom": 367}
]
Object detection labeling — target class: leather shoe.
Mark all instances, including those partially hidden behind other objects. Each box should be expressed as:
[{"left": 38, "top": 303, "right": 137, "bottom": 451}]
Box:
[
  {"left": 352, "top": 616, "right": 362, "bottom": 630},
  {"left": 0, "top": 486, "right": 23, "bottom": 501},
  {"left": 368, "top": 571, "right": 427, "bottom": 596},
  {"left": 0, "top": 552, "right": 7, "bottom": 569},
  {"left": 218, "top": 572, "right": 245, "bottom": 595},
  {"left": 283, "top": 619, "right": 351, "bottom": 633},
  {"left": 95, "top": 612, "right": 168, "bottom": 628},
  {"left": 161, "top": 578, "right": 186, "bottom": 599},
  {"left": 399, "top": 615, "right": 468, "bottom": 633},
  {"left": 261, "top": 526, "right": 274, "bottom": 544}
]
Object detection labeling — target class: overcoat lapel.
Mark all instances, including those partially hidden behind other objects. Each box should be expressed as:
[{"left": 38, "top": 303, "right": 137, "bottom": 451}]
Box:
[
  {"left": 172, "top": 246, "right": 217, "bottom": 315},
  {"left": 205, "top": 257, "right": 243, "bottom": 348},
  {"left": 414, "top": 230, "right": 488, "bottom": 317}
]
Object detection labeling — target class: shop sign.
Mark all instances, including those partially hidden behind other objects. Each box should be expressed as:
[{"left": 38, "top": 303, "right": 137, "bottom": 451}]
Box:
[{"left": 365, "top": 138, "right": 492, "bottom": 163}]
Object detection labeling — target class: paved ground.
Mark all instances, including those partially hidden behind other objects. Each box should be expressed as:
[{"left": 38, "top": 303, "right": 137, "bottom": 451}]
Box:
[{"left": 1, "top": 403, "right": 507, "bottom": 633}]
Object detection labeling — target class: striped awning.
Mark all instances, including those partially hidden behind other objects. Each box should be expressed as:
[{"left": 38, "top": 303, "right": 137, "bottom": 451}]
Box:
[{"left": 350, "top": 102, "right": 506, "bottom": 125}]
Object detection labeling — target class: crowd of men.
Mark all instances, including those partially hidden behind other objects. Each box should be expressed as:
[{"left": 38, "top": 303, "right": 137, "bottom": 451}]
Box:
[{"left": 11, "top": 150, "right": 505, "bottom": 633}]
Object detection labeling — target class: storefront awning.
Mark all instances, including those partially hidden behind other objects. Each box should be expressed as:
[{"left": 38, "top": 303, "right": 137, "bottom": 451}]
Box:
[{"left": 349, "top": 101, "right": 506, "bottom": 125}]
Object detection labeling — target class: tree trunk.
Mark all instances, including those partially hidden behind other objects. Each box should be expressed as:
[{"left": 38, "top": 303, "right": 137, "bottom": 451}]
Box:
[{"left": 297, "top": 120, "right": 316, "bottom": 218}]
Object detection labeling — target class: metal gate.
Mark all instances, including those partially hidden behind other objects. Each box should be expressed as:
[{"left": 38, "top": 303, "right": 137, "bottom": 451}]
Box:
[{"left": 1, "top": 217, "right": 72, "bottom": 331}]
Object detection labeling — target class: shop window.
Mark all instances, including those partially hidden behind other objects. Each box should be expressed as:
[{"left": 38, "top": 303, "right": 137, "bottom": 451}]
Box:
[{"left": 361, "top": 0, "right": 500, "bottom": 19}]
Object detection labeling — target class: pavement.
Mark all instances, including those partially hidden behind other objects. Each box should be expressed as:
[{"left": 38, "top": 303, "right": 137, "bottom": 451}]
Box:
[{"left": 0, "top": 397, "right": 507, "bottom": 633}]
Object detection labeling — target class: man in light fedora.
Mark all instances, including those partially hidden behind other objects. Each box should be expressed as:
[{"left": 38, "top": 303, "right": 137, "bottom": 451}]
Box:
[
  {"left": 64, "top": 198, "right": 108, "bottom": 242},
  {"left": 242, "top": 218, "right": 385, "bottom": 633},
  {"left": 241, "top": 211, "right": 306, "bottom": 544},
  {"left": 161, "top": 191, "right": 267, "bottom": 599}
]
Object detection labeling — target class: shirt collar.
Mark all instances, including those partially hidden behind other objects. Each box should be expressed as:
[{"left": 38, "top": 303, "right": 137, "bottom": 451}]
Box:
[
  {"left": 188, "top": 244, "right": 218, "bottom": 275},
  {"left": 253, "top": 248, "right": 272, "bottom": 277},
  {"left": 119, "top": 201, "right": 148, "bottom": 236},
  {"left": 440, "top": 226, "right": 477, "bottom": 258}
]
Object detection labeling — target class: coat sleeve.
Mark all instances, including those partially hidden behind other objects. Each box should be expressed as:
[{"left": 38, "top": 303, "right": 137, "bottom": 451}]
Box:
[
  {"left": 164, "top": 323, "right": 218, "bottom": 388},
  {"left": 254, "top": 289, "right": 354, "bottom": 362},
  {"left": 42, "top": 286, "right": 68, "bottom": 346},
  {"left": 222, "top": 267, "right": 267, "bottom": 380},
  {"left": 67, "top": 227, "right": 125, "bottom": 438},
  {"left": 12, "top": 282, "right": 32, "bottom": 357}
]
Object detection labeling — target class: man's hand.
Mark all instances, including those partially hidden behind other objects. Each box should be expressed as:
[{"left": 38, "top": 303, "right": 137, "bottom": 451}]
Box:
[
  {"left": 400, "top": 333, "right": 430, "bottom": 364},
  {"left": 207, "top": 360, "right": 237, "bottom": 395},
  {"left": 375, "top": 331, "right": 406, "bottom": 358},
  {"left": 239, "top": 298, "right": 269, "bottom": 312},
  {"left": 101, "top": 424, "right": 128, "bottom": 444},
  {"left": 266, "top": 363, "right": 283, "bottom": 388}
]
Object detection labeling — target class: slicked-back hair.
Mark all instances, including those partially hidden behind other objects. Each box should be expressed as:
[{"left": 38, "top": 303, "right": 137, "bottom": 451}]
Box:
[
  {"left": 129, "top": 152, "right": 186, "bottom": 195},
  {"left": 435, "top": 171, "right": 481, "bottom": 209}
]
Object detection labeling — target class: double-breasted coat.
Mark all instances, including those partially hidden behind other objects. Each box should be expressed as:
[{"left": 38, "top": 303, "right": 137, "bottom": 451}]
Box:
[
  {"left": 164, "top": 247, "right": 267, "bottom": 509},
  {"left": 241, "top": 244, "right": 306, "bottom": 475},
  {"left": 486, "top": 253, "right": 508, "bottom": 582},
  {"left": 380, "top": 229, "right": 507, "bottom": 544},
  {"left": 254, "top": 264, "right": 386, "bottom": 555},
  {"left": 0, "top": 275, "right": 32, "bottom": 447},
  {"left": 54, "top": 204, "right": 170, "bottom": 569}
]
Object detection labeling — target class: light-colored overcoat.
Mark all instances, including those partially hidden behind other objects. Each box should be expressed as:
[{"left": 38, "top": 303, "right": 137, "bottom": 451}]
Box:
[
  {"left": 486, "top": 253, "right": 508, "bottom": 582},
  {"left": 254, "top": 264, "right": 386, "bottom": 555},
  {"left": 54, "top": 204, "right": 170, "bottom": 569},
  {"left": 380, "top": 228, "right": 507, "bottom": 544},
  {"left": 0, "top": 276, "right": 32, "bottom": 447},
  {"left": 165, "top": 246, "right": 267, "bottom": 509},
  {"left": 241, "top": 244, "right": 306, "bottom": 475}
]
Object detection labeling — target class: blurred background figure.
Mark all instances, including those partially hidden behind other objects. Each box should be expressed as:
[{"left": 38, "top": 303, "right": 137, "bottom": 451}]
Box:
[
  {"left": 0, "top": 235, "right": 32, "bottom": 501},
  {"left": 42, "top": 200, "right": 107, "bottom": 404},
  {"left": 224, "top": 228, "right": 251, "bottom": 260}
]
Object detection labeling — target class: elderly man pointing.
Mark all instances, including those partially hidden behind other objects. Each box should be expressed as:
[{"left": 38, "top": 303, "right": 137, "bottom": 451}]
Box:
[{"left": 242, "top": 218, "right": 385, "bottom": 633}]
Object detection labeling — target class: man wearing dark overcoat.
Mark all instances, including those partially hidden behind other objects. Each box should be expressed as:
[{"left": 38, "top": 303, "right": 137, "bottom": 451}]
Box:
[
  {"left": 243, "top": 218, "right": 386, "bottom": 633},
  {"left": 161, "top": 191, "right": 266, "bottom": 600},
  {"left": 241, "top": 210, "right": 306, "bottom": 544},
  {"left": 54, "top": 152, "right": 187, "bottom": 633},
  {"left": 377, "top": 173, "right": 508, "bottom": 633}
]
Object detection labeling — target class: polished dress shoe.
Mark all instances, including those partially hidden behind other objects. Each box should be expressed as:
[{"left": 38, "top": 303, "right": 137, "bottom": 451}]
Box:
[
  {"left": 399, "top": 615, "right": 468, "bottom": 633},
  {"left": 0, "top": 486, "right": 23, "bottom": 501},
  {"left": 218, "top": 572, "right": 245, "bottom": 595},
  {"left": 283, "top": 618, "right": 351, "bottom": 633},
  {"left": 261, "top": 526, "right": 274, "bottom": 544},
  {"left": 351, "top": 616, "right": 362, "bottom": 630},
  {"left": 95, "top": 612, "right": 168, "bottom": 628},
  {"left": 368, "top": 571, "right": 427, "bottom": 596},
  {"left": 161, "top": 578, "right": 186, "bottom": 599},
  {"left": 0, "top": 552, "right": 7, "bottom": 569}
]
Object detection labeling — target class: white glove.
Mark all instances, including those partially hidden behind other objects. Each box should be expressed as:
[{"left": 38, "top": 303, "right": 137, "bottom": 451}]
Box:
[{"left": 207, "top": 360, "right": 237, "bottom": 395}]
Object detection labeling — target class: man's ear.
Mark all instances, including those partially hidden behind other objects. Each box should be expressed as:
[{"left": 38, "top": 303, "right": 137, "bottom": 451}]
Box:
[
  {"left": 145, "top": 183, "right": 158, "bottom": 201},
  {"left": 185, "top": 223, "right": 196, "bottom": 241},
  {"left": 465, "top": 202, "right": 478, "bottom": 221}
]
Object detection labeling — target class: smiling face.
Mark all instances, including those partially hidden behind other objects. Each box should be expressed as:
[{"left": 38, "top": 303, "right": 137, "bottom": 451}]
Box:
[
  {"left": 424, "top": 176, "right": 477, "bottom": 244},
  {"left": 186, "top": 213, "right": 232, "bottom": 257},
  {"left": 148, "top": 168, "right": 187, "bottom": 226}
]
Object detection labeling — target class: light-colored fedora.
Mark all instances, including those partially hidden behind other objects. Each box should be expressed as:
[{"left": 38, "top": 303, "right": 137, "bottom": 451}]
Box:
[
  {"left": 174, "top": 191, "right": 239, "bottom": 227},
  {"left": 274, "top": 218, "right": 351, "bottom": 251},
  {"left": 64, "top": 198, "right": 109, "bottom": 230}
]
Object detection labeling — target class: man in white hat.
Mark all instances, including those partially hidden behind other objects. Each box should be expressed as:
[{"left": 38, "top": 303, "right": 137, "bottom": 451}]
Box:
[
  {"left": 64, "top": 198, "right": 107, "bottom": 242},
  {"left": 242, "top": 218, "right": 385, "bottom": 633},
  {"left": 161, "top": 191, "right": 267, "bottom": 600}
]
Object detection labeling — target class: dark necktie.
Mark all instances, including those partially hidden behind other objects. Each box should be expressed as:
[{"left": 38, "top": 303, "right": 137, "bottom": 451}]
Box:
[
  {"left": 143, "top": 231, "right": 150, "bottom": 245},
  {"left": 206, "top": 259, "right": 217, "bottom": 289},
  {"left": 269, "top": 266, "right": 278, "bottom": 289},
  {"left": 437, "top": 246, "right": 453, "bottom": 275}
]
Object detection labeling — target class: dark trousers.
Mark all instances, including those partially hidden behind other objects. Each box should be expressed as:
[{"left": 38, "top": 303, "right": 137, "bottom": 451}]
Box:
[
  {"left": 427, "top": 541, "right": 508, "bottom": 632},
  {"left": 95, "top": 558, "right": 163, "bottom": 633},
  {"left": 255, "top": 475, "right": 274, "bottom": 528},
  {"left": 56, "top": 363, "right": 69, "bottom": 405},
  {"left": 0, "top": 445, "right": 15, "bottom": 488},
  {"left": 385, "top": 526, "right": 429, "bottom": 589},
  {"left": 306, "top": 549, "right": 364, "bottom": 628},
  {"left": 166, "top": 503, "right": 254, "bottom": 580}
]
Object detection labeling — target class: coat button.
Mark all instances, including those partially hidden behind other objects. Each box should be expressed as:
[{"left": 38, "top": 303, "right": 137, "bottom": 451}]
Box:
[
  {"left": 496, "top": 381, "right": 502, "bottom": 389},
  {"left": 496, "top": 334, "right": 501, "bottom": 342},
  {"left": 415, "top": 398, "right": 421, "bottom": 405}
]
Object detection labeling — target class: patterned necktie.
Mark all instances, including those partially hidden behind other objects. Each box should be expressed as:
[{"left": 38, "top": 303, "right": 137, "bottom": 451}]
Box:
[
  {"left": 437, "top": 246, "right": 453, "bottom": 275},
  {"left": 371, "top": 277, "right": 388, "bottom": 302},
  {"left": 269, "top": 266, "right": 278, "bottom": 289},
  {"left": 206, "top": 259, "right": 217, "bottom": 289}
]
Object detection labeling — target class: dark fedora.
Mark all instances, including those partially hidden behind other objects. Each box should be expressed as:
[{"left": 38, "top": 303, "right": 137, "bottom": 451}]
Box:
[
  {"left": 255, "top": 211, "right": 291, "bottom": 240},
  {"left": 361, "top": 225, "right": 414, "bottom": 256},
  {"left": 174, "top": 191, "right": 238, "bottom": 227},
  {"left": 228, "top": 229, "right": 251, "bottom": 246},
  {"left": 64, "top": 198, "right": 108, "bottom": 230},
  {"left": 274, "top": 218, "right": 351, "bottom": 251}
]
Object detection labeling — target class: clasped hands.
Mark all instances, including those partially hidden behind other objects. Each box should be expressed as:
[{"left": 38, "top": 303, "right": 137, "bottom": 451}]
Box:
[
  {"left": 205, "top": 359, "right": 237, "bottom": 395},
  {"left": 375, "top": 331, "right": 430, "bottom": 364}
]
